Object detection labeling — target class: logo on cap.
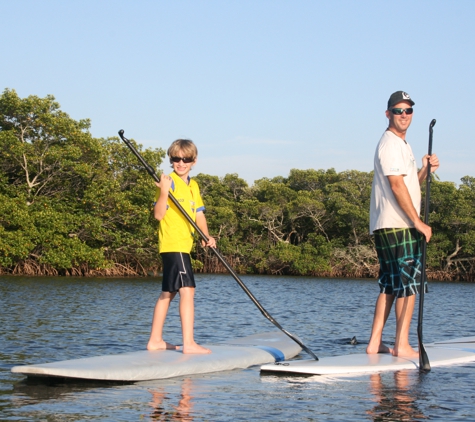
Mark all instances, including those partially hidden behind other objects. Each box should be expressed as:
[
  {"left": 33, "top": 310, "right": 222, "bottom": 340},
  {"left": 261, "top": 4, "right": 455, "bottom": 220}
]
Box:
[{"left": 402, "top": 92, "right": 411, "bottom": 101}]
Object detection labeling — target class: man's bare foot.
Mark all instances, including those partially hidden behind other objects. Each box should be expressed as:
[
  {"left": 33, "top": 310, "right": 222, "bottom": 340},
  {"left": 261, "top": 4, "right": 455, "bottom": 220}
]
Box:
[
  {"left": 182, "top": 343, "right": 212, "bottom": 354},
  {"left": 366, "top": 342, "right": 393, "bottom": 354},
  {"left": 147, "top": 339, "right": 180, "bottom": 351},
  {"left": 392, "top": 346, "right": 419, "bottom": 358}
]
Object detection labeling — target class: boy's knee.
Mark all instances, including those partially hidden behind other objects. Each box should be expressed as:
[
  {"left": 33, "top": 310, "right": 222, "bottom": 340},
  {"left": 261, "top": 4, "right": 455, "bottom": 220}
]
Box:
[{"left": 179, "top": 286, "right": 195, "bottom": 297}]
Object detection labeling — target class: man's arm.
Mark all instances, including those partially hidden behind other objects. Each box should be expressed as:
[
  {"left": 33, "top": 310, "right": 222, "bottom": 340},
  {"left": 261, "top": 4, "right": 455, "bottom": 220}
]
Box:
[{"left": 387, "top": 175, "right": 432, "bottom": 242}]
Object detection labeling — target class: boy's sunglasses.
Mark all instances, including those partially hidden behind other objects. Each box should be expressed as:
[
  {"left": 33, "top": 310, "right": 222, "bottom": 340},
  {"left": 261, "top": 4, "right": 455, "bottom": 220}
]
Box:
[
  {"left": 391, "top": 107, "right": 413, "bottom": 115},
  {"left": 171, "top": 156, "right": 194, "bottom": 163}
]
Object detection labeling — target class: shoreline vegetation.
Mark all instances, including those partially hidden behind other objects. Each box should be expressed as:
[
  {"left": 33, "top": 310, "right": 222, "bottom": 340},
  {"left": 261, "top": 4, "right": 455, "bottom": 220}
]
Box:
[{"left": 1, "top": 89, "right": 474, "bottom": 282}]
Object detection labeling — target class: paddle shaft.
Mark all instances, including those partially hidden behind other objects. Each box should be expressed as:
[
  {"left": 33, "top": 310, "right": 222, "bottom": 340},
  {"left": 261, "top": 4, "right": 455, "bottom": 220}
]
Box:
[
  {"left": 118, "top": 130, "right": 319, "bottom": 360},
  {"left": 417, "top": 119, "right": 436, "bottom": 372}
]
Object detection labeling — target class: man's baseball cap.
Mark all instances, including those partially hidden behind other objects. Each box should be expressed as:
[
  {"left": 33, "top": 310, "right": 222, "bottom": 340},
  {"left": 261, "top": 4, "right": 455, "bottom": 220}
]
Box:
[{"left": 387, "top": 91, "right": 415, "bottom": 109}]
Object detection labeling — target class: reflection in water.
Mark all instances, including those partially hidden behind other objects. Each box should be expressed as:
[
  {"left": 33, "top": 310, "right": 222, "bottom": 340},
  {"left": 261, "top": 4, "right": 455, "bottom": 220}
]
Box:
[
  {"left": 149, "top": 378, "right": 194, "bottom": 421},
  {"left": 12, "top": 377, "right": 132, "bottom": 403},
  {"left": 367, "top": 370, "right": 427, "bottom": 421}
]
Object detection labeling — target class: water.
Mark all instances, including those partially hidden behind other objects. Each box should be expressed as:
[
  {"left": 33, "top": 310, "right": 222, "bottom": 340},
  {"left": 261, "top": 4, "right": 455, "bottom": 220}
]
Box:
[{"left": 1, "top": 275, "right": 474, "bottom": 421}]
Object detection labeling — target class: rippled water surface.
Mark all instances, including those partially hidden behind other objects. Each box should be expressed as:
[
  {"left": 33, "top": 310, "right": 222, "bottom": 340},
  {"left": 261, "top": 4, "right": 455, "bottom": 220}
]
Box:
[{"left": 1, "top": 275, "right": 474, "bottom": 421}]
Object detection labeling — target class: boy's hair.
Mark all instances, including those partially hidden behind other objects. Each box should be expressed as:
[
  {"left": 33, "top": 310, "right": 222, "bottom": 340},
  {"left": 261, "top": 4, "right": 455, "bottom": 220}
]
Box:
[{"left": 167, "top": 139, "right": 198, "bottom": 162}]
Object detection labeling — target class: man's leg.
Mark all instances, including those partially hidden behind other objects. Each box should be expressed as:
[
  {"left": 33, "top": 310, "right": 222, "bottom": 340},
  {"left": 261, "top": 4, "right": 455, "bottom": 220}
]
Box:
[
  {"left": 392, "top": 295, "right": 419, "bottom": 357},
  {"left": 367, "top": 293, "right": 395, "bottom": 354}
]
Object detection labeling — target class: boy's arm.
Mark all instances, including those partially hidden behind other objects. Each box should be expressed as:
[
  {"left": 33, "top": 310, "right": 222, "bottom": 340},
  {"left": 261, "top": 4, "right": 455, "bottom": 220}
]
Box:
[
  {"left": 153, "top": 174, "right": 173, "bottom": 221},
  {"left": 195, "top": 211, "right": 216, "bottom": 248}
]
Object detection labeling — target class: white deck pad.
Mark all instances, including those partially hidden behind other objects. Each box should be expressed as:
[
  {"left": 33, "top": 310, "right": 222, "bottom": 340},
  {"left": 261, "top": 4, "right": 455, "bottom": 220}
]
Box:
[
  {"left": 11, "top": 331, "right": 301, "bottom": 381},
  {"left": 260, "top": 336, "right": 475, "bottom": 376}
]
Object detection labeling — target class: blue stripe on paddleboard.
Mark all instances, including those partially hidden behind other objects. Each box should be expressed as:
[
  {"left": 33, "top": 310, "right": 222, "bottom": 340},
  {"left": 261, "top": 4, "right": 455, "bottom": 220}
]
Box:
[{"left": 256, "top": 346, "right": 285, "bottom": 362}]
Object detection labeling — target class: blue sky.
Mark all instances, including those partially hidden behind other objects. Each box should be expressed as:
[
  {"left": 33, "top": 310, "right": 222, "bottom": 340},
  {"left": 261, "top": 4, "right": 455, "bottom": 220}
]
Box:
[{"left": 1, "top": 0, "right": 474, "bottom": 185}]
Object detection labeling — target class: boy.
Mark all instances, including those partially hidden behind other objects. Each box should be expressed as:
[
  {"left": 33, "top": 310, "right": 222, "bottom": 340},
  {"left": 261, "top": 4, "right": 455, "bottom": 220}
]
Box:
[{"left": 147, "top": 139, "right": 216, "bottom": 354}]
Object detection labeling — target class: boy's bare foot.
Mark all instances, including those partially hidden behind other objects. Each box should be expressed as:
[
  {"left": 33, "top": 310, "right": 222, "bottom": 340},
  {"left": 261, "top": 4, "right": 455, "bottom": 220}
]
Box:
[
  {"left": 366, "top": 342, "right": 393, "bottom": 354},
  {"left": 182, "top": 343, "right": 212, "bottom": 354},
  {"left": 147, "top": 340, "right": 180, "bottom": 351},
  {"left": 392, "top": 346, "right": 419, "bottom": 358}
]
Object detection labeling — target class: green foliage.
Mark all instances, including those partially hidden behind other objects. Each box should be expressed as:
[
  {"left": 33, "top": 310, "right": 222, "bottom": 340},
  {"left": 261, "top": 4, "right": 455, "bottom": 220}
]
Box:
[
  {"left": 427, "top": 178, "right": 475, "bottom": 278},
  {"left": 193, "top": 167, "right": 475, "bottom": 280},
  {"left": 0, "top": 194, "right": 36, "bottom": 266},
  {"left": 258, "top": 236, "right": 330, "bottom": 275},
  {"left": 0, "top": 89, "right": 165, "bottom": 275},
  {"left": 1, "top": 89, "right": 474, "bottom": 280}
]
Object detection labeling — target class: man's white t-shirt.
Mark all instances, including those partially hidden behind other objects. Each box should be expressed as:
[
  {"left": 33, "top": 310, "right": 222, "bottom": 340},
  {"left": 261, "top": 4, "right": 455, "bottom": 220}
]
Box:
[{"left": 370, "top": 130, "right": 421, "bottom": 234}]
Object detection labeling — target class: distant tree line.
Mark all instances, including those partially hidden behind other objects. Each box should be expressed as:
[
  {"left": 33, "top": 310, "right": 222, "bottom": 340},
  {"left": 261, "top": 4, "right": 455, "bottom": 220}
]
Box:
[{"left": 1, "top": 89, "right": 474, "bottom": 281}]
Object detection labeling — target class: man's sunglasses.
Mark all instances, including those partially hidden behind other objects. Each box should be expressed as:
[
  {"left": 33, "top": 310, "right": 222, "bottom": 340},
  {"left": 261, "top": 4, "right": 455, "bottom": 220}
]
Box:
[
  {"left": 171, "top": 156, "right": 194, "bottom": 163},
  {"left": 391, "top": 107, "right": 413, "bottom": 115}
]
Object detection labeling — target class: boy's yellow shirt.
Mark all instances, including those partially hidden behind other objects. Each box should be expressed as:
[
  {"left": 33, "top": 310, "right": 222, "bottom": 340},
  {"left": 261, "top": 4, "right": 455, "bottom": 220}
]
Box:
[{"left": 155, "top": 172, "right": 205, "bottom": 254}]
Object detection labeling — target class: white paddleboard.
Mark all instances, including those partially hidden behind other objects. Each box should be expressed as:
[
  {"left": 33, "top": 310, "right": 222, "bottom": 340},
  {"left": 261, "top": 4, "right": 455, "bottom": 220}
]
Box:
[
  {"left": 11, "top": 331, "right": 301, "bottom": 381},
  {"left": 260, "top": 336, "right": 475, "bottom": 376}
]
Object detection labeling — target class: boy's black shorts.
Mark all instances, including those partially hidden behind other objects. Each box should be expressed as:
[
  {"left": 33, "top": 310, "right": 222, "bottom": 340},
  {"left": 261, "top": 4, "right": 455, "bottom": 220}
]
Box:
[{"left": 160, "top": 252, "right": 196, "bottom": 292}]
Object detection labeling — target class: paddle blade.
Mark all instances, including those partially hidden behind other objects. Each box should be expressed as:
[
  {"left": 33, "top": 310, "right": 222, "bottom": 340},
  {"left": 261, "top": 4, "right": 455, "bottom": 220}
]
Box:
[{"left": 419, "top": 344, "right": 431, "bottom": 372}]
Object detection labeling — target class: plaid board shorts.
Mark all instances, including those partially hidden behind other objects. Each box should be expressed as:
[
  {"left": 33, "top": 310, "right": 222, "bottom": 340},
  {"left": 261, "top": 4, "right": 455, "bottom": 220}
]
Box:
[{"left": 374, "top": 228, "right": 427, "bottom": 298}]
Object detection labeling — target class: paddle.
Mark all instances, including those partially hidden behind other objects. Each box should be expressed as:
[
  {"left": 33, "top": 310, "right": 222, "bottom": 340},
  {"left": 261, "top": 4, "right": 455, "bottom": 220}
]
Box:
[
  {"left": 118, "top": 130, "right": 319, "bottom": 360},
  {"left": 417, "top": 119, "right": 436, "bottom": 372}
]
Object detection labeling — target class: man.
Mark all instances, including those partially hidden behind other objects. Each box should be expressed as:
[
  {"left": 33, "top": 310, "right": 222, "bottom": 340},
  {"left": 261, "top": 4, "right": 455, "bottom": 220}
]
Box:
[{"left": 367, "top": 91, "right": 439, "bottom": 357}]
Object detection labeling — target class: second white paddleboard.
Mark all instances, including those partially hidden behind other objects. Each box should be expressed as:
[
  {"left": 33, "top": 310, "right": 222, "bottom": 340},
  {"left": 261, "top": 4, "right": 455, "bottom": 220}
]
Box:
[{"left": 260, "top": 336, "right": 475, "bottom": 376}]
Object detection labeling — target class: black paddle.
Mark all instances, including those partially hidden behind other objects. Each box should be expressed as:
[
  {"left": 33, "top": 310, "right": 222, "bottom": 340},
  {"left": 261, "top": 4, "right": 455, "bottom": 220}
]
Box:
[
  {"left": 417, "top": 119, "right": 436, "bottom": 372},
  {"left": 118, "top": 130, "right": 319, "bottom": 360}
]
